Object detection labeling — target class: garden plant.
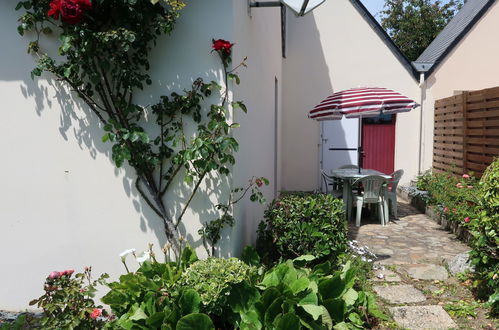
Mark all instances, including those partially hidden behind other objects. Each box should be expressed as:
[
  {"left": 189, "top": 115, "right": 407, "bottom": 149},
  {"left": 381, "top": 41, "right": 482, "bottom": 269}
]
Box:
[
  {"left": 415, "top": 162, "right": 499, "bottom": 314},
  {"left": 10, "top": 0, "right": 390, "bottom": 328},
  {"left": 16, "top": 0, "right": 267, "bottom": 256}
]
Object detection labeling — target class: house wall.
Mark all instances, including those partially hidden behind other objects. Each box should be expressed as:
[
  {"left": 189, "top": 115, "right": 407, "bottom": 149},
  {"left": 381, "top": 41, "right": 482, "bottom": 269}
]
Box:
[
  {"left": 0, "top": 1, "right": 280, "bottom": 311},
  {"left": 422, "top": 1, "right": 499, "bottom": 173},
  {"left": 281, "top": 0, "right": 420, "bottom": 191},
  {"left": 230, "top": 2, "right": 282, "bottom": 253}
]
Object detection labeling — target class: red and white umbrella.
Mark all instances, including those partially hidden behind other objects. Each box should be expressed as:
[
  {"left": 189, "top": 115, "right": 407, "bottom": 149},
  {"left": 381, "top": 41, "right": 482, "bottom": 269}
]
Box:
[
  {"left": 308, "top": 87, "right": 418, "bottom": 120},
  {"left": 308, "top": 87, "right": 420, "bottom": 171}
]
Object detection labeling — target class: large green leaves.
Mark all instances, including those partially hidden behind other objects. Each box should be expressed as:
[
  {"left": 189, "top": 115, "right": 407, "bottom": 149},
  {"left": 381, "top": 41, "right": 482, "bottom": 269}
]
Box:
[{"left": 176, "top": 314, "right": 214, "bottom": 330}]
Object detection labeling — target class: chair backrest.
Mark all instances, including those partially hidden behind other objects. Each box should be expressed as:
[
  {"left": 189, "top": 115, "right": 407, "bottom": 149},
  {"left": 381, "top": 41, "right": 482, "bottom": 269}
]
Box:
[
  {"left": 390, "top": 169, "right": 404, "bottom": 192},
  {"left": 321, "top": 169, "right": 341, "bottom": 193},
  {"left": 339, "top": 164, "right": 359, "bottom": 170},
  {"left": 353, "top": 175, "right": 387, "bottom": 203}
]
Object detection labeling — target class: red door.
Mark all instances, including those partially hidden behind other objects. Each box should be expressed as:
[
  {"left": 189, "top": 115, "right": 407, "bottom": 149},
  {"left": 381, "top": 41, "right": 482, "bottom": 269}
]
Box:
[{"left": 362, "top": 115, "right": 396, "bottom": 174}]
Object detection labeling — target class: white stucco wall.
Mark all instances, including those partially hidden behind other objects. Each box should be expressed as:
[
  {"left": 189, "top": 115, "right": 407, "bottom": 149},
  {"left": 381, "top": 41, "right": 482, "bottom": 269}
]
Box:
[
  {"left": 421, "top": 1, "right": 499, "bottom": 172},
  {"left": 281, "top": 0, "right": 420, "bottom": 190},
  {"left": 0, "top": 1, "right": 280, "bottom": 310},
  {"left": 230, "top": 2, "right": 282, "bottom": 252}
]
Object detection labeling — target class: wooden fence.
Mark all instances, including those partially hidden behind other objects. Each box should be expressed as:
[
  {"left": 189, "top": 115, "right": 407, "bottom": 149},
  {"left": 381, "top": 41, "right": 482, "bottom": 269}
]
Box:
[{"left": 433, "top": 86, "right": 499, "bottom": 177}]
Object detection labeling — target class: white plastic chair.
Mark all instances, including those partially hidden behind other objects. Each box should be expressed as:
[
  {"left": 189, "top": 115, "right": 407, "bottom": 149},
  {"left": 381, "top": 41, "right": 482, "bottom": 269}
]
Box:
[
  {"left": 386, "top": 169, "right": 404, "bottom": 220},
  {"left": 321, "top": 169, "right": 343, "bottom": 198},
  {"left": 352, "top": 175, "right": 388, "bottom": 227},
  {"left": 339, "top": 164, "right": 359, "bottom": 170}
]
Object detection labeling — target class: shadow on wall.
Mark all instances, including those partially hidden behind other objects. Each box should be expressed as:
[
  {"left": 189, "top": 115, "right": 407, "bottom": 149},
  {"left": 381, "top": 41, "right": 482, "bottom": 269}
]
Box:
[
  {"left": 282, "top": 9, "right": 350, "bottom": 191},
  {"left": 1, "top": 1, "right": 234, "bottom": 257}
]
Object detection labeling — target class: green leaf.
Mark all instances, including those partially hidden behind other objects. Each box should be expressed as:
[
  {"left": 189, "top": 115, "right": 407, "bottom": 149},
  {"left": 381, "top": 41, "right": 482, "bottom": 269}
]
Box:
[
  {"left": 241, "top": 246, "right": 260, "bottom": 267},
  {"left": 239, "top": 310, "right": 262, "bottom": 330},
  {"left": 293, "top": 254, "right": 316, "bottom": 267},
  {"left": 318, "top": 274, "right": 345, "bottom": 300},
  {"left": 180, "top": 245, "right": 198, "bottom": 266},
  {"left": 179, "top": 289, "right": 201, "bottom": 315},
  {"left": 129, "top": 307, "right": 147, "bottom": 321},
  {"left": 298, "top": 291, "right": 318, "bottom": 306},
  {"left": 323, "top": 298, "right": 346, "bottom": 323},
  {"left": 299, "top": 304, "right": 323, "bottom": 321},
  {"left": 275, "top": 313, "right": 300, "bottom": 330},
  {"left": 228, "top": 281, "right": 260, "bottom": 313},
  {"left": 264, "top": 297, "right": 284, "bottom": 327},
  {"left": 228, "top": 73, "right": 240, "bottom": 85},
  {"left": 342, "top": 288, "right": 358, "bottom": 306},
  {"left": 290, "top": 277, "right": 310, "bottom": 294},
  {"left": 176, "top": 313, "right": 214, "bottom": 330},
  {"left": 333, "top": 322, "right": 350, "bottom": 330}
]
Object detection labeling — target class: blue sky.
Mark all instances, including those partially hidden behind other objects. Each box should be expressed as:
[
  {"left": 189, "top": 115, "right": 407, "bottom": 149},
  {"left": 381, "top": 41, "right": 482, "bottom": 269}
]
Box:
[{"left": 360, "top": 0, "right": 385, "bottom": 19}]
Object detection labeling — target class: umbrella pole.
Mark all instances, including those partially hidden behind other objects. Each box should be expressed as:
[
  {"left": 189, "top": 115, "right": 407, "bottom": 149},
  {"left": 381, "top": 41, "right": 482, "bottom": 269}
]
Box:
[{"left": 358, "top": 115, "right": 362, "bottom": 174}]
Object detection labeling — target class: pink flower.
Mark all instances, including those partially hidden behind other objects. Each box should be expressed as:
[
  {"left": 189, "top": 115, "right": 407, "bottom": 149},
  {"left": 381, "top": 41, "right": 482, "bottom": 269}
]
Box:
[
  {"left": 456, "top": 183, "right": 463, "bottom": 188},
  {"left": 80, "top": 288, "right": 86, "bottom": 293},
  {"left": 48, "top": 271, "right": 61, "bottom": 279},
  {"left": 443, "top": 207, "right": 449, "bottom": 213},
  {"left": 467, "top": 185, "right": 473, "bottom": 189},
  {"left": 89, "top": 308, "right": 102, "bottom": 320},
  {"left": 62, "top": 269, "right": 75, "bottom": 277},
  {"left": 462, "top": 174, "right": 470, "bottom": 179},
  {"left": 464, "top": 217, "right": 470, "bottom": 223}
]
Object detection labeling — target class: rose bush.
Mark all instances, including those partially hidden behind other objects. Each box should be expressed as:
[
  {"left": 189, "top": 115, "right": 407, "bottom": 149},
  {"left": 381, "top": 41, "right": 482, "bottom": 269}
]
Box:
[{"left": 28, "top": 267, "right": 109, "bottom": 329}]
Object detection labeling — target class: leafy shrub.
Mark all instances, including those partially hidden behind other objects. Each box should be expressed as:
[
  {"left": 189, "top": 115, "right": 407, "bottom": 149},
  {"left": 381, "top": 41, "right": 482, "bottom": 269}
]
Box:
[
  {"left": 228, "top": 256, "right": 385, "bottom": 329},
  {"left": 416, "top": 169, "right": 433, "bottom": 191},
  {"left": 468, "top": 158, "right": 499, "bottom": 314},
  {"left": 417, "top": 163, "right": 498, "bottom": 314},
  {"left": 28, "top": 267, "right": 109, "bottom": 329},
  {"left": 102, "top": 246, "right": 199, "bottom": 329},
  {"left": 177, "top": 258, "right": 257, "bottom": 315},
  {"left": 257, "top": 193, "right": 347, "bottom": 265},
  {"left": 419, "top": 171, "right": 479, "bottom": 224}
]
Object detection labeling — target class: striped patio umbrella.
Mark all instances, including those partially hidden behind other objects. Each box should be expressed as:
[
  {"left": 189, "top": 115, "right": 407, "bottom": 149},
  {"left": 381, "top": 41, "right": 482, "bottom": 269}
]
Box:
[
  {"left": 308, "top": 87, "right": 418, "bottom": 120},
  {"left": 308, "top": 87, "right": 420, "bottom": 172}
]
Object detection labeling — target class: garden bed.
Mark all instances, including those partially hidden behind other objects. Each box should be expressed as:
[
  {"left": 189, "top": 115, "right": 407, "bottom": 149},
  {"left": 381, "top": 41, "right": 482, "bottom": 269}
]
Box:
[{"left": 397, "top": 186, "right": 472, "bottom": 244}]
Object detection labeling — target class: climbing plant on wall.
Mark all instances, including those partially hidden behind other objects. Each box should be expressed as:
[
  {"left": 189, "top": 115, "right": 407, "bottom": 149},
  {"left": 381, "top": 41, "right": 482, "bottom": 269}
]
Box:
[{"left": 16, "top": 0, "right": 266, "bottom": 256}]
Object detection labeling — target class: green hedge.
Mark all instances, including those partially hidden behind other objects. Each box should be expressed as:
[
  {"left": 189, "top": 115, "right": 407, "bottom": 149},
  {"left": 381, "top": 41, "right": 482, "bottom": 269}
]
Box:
[
  {"left": 256, "top": 193, "right": 347, "bottom": 265},
  {"left": 469, "top": 158, "right": 499, "bottom": 314}
]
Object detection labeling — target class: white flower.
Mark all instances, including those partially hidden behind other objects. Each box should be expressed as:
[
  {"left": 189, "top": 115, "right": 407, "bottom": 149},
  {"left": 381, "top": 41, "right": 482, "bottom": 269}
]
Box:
[
  {"left": 119, "top": 248, "right": 136, "bottom": 258},
  {"left": 136, "top": 251, "right": 151, "bottom": 263}
]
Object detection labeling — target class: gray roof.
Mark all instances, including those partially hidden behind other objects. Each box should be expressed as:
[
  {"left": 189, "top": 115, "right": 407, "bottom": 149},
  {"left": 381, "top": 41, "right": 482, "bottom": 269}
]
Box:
[{"left": 415, "top": 0, "right": 495, "bottom": 73}]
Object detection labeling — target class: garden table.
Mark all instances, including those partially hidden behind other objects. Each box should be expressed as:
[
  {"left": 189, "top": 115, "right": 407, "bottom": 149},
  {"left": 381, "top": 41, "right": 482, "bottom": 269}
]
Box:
[{"left": 331, "top": 168, "right": 391, "bottom": 222}]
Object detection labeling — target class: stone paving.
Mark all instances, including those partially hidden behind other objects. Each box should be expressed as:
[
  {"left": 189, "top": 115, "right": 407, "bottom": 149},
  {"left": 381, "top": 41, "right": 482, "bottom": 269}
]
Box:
[
  {"left": 348, "top": 201, "right": 469, "bottom": 265},
  {"left": 348, "top": 200, "right": 470, "bottom": 329}
]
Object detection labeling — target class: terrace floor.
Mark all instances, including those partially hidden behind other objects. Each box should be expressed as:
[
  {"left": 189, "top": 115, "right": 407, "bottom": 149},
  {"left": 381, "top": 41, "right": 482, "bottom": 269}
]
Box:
[
  {"left": 348, "top": 200, "right": 497, "bottom": 329},
  {"left": 348, "top": 201, "right": 469, "bottom": 265}
]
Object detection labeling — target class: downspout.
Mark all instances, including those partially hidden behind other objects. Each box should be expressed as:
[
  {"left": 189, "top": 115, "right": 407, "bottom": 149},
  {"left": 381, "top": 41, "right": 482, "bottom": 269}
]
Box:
[{"left": 418, "top": 72, "right": 425, "bottom": 174}]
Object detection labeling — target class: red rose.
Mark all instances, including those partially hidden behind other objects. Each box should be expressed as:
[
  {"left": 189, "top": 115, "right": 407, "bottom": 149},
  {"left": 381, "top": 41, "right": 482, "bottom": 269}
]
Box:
[
  {"left": 89, "top": 308, "right": 102, "bottom": 320},
  {"left": 48, "top": 0, "right": 62, "bottom": 20},
  {"left": 48, "top": 0, "right": 92, "bottom": 25},
  {"left": 212, "top": 39, "right": 234, "bottom": 55}
]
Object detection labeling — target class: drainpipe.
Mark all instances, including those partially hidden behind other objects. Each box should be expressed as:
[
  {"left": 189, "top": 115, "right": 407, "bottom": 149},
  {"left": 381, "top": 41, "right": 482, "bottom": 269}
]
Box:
[
  {"left": 413, "top": 61, "right": 431, "bottom": 175},
  {"left": 418, "top": 72, "right": 425, "bottom": 175}
]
